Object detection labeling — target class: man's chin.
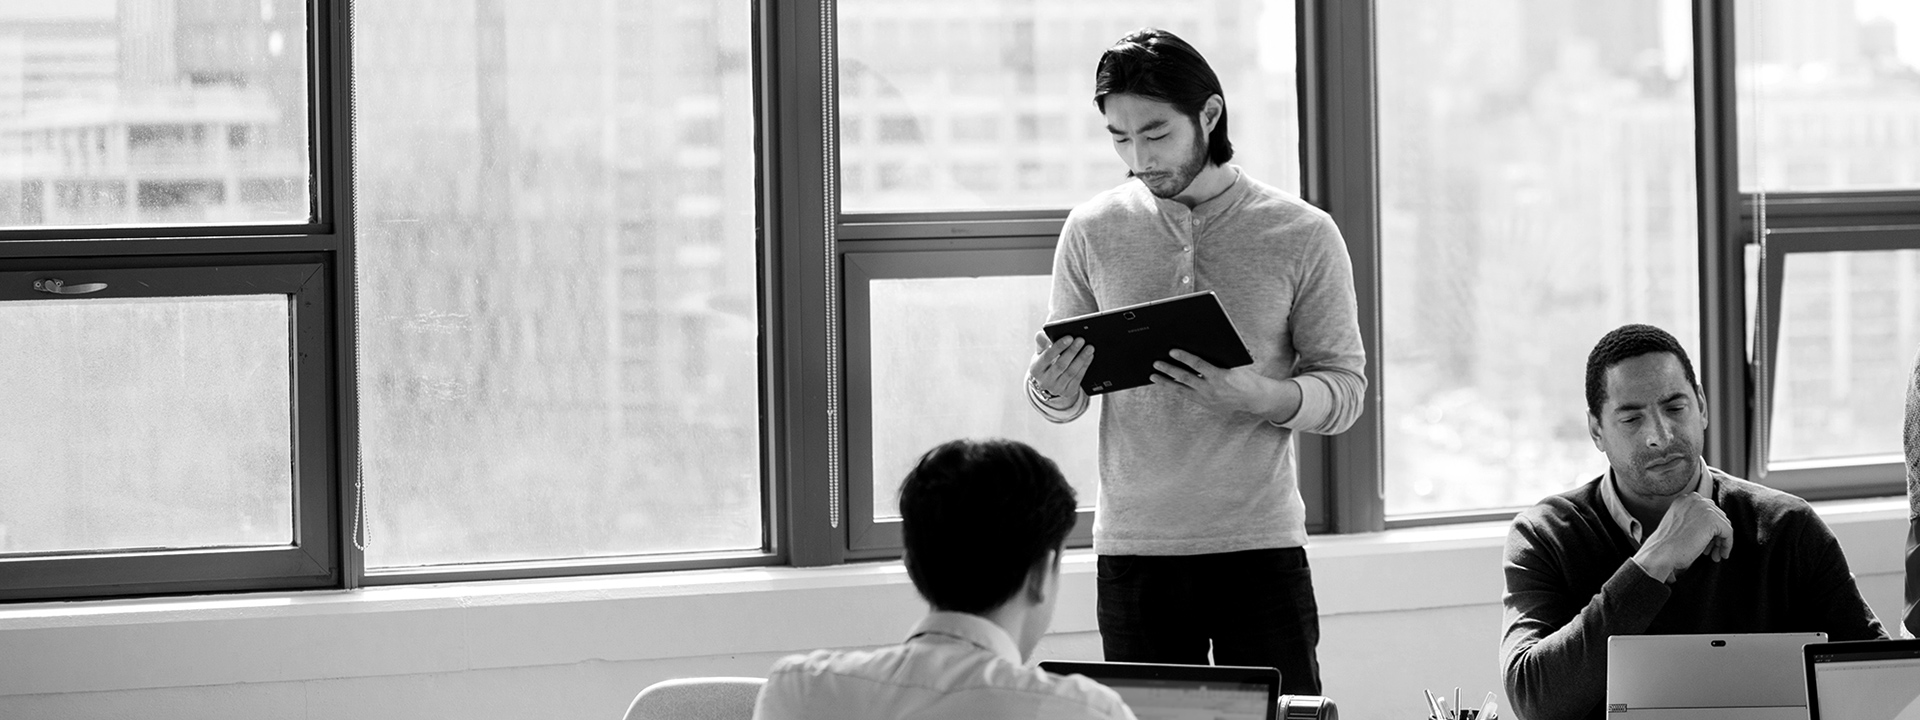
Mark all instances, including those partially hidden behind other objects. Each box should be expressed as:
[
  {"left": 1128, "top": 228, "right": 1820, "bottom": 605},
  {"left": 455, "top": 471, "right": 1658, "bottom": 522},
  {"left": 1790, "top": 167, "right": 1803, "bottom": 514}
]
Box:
[
  {"left": 1141, "top": 178, "right": 1187, "bottom": 199},
  {"left": 1641, "top": 462, "right": 1696, "bottom": 494}
]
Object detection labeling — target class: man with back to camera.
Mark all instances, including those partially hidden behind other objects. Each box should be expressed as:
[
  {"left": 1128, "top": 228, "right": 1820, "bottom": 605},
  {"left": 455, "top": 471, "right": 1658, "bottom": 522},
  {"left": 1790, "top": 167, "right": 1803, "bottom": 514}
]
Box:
[
  {"left": 1501, "top": 323, "right": 1887, "bottom": 720},
  {"left": 752, "top": 438, "right": 1137, "bottom": 720},
  {"left": 1024, "top": 28, "right": 1365, "bottom": 695}
]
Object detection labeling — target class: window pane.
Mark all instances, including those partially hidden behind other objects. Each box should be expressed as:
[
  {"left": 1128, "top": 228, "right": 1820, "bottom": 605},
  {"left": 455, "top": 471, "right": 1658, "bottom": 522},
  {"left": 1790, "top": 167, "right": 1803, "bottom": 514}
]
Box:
[
  {"left": 1768, "top": 250, "right": 1920, "bottom": 464},
  {"left": 1736, "top": 0, "right": 1920, "bottom": 192},
  {"left": 353, "top": 2, "right": 760, "bottom": 567},
  {"left": 0, "top": 1, "right": 311, "bottom": 227},
  {"left": 0, "top": 296, "right": 293, "bottom": 554},
  {"left": 837, "top": 1, "right": 1298, "bottom": 212},
  {"left": 1379, "top": 0, "right": 1701, "bottom": 516},
  {"left": 868, "top": 276, "right": 1099, "bottom": 519}
]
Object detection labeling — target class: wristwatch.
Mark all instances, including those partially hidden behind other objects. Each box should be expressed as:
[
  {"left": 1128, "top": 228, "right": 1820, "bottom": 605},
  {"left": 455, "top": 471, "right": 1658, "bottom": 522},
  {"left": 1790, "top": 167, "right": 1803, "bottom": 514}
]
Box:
[{"left": 1027, "top": 375, "right": 1060, "bottom": 402}]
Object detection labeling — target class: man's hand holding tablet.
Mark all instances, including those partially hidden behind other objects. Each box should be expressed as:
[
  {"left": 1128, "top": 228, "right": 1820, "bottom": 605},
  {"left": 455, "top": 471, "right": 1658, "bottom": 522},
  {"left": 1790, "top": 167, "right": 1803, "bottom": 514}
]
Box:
[
  {"left": 1151, "top": 348, "right": 1304, "bottom": 423},
  {"left": 1028, "top": 333, "right": 1094, "bottom": 410}
]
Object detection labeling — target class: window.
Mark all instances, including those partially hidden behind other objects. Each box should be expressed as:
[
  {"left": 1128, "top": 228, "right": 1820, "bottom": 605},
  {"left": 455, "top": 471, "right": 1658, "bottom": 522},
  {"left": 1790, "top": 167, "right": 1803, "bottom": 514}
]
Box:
[
  {"left": 837, "top": 0, "right": 1299, "bottom": 212},
  {"left": 0, "top": 0, "right": 331, "bottom": 603},
  {"left": 352, "top": 0, "right": 763, "bottom": 573},
  {"left": 0, "top": 262, "right": 337, "bottom": 601},
  {"left": 1735, "top": 0, "right": 1920, "bottom": 192},
  {"left": 1738, "top": 0, "right": 1920, "bottom": 498},
  {"left": 844, "top": 251, "right": 1100, "bottom": 550},
  {"left": 0, "top": 0, "right": 310, "bottom": 228},
  {"left": 1377, "top": 0, "right": 1701, "bottom": 517}
]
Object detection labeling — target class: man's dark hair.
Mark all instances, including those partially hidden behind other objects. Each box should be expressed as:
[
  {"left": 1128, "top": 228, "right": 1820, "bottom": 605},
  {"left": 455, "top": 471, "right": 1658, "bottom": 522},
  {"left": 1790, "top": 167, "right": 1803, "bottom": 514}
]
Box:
[
  {"left": 1585, "top": 323, "right": 1702, "bottom": 417},
  {"left": 898, "top": 438, "right": 1078, "bottom": 615},
  {"left": 1093, "top": 27, "right": 1233, "bottom": 165}
]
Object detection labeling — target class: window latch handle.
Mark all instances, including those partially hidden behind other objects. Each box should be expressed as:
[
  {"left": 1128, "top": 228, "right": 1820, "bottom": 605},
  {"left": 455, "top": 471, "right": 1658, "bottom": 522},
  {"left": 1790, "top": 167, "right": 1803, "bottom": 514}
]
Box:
[{"left": 32, "top": 278, "right": 108, "bottom": 295}]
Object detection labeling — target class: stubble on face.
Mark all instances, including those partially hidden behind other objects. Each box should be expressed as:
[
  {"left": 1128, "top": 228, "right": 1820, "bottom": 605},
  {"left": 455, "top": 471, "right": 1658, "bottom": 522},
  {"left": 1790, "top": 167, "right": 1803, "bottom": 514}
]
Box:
[
  {"left": 1135, "top": 120, "right": 1209, "bottom": 199},
  {"left": 1594, "top": 353, "right": 1708, "bottom": 502}
]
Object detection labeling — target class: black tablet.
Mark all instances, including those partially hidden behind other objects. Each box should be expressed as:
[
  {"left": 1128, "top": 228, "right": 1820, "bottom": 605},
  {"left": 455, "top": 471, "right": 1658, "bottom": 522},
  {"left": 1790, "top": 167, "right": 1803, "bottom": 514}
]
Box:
[{"left": 1041, "top": 290, "right": 1253, "bottom": 396}]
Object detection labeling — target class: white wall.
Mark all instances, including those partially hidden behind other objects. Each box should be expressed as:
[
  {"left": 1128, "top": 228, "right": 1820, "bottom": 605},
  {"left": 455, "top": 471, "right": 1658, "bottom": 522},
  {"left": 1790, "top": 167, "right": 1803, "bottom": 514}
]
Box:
[{"left": 0, "top": 499, "right": 1907, "bottom": 720}]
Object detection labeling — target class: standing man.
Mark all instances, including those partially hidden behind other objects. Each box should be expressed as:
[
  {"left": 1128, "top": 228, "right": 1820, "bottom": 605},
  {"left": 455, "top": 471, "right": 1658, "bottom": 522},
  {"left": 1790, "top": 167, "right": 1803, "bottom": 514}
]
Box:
[
  {"left": 1024, "top": 28, "right": 1366, "bottom": 695},
  {"left": 1501, "top": 324, "right": 1886, "bottom": 720}
]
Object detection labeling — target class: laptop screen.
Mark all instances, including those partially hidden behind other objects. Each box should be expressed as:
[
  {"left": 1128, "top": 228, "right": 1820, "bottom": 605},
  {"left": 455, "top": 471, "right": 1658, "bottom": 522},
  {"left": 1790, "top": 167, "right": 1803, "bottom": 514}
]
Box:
[
  {"left": 1038, "top": 661, "right": 1277, "bottom": 720},
  {"left": 1807, "top": 639, "right": 1920, "bottom": 720}
]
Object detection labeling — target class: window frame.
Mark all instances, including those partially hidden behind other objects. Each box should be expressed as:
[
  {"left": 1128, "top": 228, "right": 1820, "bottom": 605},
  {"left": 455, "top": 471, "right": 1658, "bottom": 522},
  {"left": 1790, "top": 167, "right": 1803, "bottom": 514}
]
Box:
[
  {"left": 0, "top": 260, "right": 337, "bottom": 601},
  {"left": 0, "top": 0, "right": 354, "bottom": 603},
  {"left": 1747, "top": 219, "right": 1920, "bottom": 501},
  {"left": 840, "top": 245, "right": 1098, "bottom": 554}
]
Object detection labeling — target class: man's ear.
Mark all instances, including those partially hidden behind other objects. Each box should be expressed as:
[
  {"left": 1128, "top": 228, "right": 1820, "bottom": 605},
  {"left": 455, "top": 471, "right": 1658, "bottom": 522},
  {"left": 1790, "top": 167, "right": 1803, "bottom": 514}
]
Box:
[
  {"left": 1023, "top": 549, "right": 1058, "bottom": 605},
  {"left": 1200, "top": 94, "right": 1224, "bottom": 135},
  {"left": 1587, "top": 412, "right": 1604, "bottom": 452}
]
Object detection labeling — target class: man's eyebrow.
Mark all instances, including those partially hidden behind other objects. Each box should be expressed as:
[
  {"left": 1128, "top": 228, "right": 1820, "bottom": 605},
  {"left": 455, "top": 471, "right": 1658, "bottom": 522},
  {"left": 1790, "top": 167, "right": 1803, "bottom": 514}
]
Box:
[
  {"left": 1613, "top": 392, "right": 1692, "bottom": 413},
  {"left": 1106, "top": 118, "right": 1170, "bottom": 135}
]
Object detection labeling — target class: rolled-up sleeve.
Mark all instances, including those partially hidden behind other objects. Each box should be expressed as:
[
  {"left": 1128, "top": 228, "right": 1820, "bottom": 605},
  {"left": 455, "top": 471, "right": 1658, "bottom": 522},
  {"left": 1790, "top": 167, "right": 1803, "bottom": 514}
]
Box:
[{"left": 1273, "top": 220, "right": 1365, "bottom": 435}]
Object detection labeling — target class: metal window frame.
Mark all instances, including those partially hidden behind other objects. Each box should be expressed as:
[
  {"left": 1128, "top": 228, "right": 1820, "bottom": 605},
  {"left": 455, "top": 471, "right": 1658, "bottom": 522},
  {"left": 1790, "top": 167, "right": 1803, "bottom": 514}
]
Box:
[
  {"left": 1750, "top": 223, "right": 1920, "bottom": 500},
  {"left": 0, "top": 259, "right": 338, "bottom": 601},
  {"left": 840, "top": 247, "right": 1096, "bottom": 556},
  {"left": 0, "top": 0, "right": 353, "bottom": 602}
]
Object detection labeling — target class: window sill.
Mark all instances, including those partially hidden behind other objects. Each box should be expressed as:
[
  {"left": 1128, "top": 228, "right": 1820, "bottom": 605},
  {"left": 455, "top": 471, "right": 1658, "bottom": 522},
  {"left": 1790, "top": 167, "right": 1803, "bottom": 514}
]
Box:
[{"left": 0, "top": 496, "right": 1906, "bottom": 698}]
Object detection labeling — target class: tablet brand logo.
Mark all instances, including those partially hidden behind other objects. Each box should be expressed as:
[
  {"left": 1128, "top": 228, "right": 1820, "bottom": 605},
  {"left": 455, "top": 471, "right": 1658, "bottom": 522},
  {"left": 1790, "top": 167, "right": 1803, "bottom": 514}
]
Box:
[{"left": 1128, "top": 326, "right": 1151, "bottom": 333}]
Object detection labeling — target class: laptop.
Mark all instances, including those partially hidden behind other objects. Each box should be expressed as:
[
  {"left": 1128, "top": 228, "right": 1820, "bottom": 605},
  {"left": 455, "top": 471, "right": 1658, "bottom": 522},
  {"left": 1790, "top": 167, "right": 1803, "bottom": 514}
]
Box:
[
  {"left": 1605, "top": 632, "right": 1826, "bottom": 719},
  {"left": 1804, "top": 638, "right": 1920, "bottom": 720},
  {"left": 1041, "top": 290, "right": 1253, "bottom": 396},
  {"left": 1039, "top": 660, "right": 1277, "bottom": 720}
]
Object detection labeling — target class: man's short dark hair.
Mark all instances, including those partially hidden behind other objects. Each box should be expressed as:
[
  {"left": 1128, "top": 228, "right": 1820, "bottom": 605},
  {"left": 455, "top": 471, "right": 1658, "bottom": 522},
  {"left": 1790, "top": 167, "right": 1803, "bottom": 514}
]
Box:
[
  {"left": 898, "top": 438, "right": 1078, "bottom": 615},
  {"left": 1585, "top": 323, "right": 1702, "bottom": 417},
  {"left": 1093, "top": 27, "right": 1233, "bottom": 166}
]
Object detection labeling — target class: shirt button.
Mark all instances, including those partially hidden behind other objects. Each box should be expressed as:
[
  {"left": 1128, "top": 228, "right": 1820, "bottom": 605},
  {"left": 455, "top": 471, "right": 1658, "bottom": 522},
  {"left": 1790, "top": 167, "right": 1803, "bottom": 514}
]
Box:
[
  {"left": 1182, "top": 275, "right": 1191, "bottom": 284},
  {"left": 1183, "top": 246, "right": 1191, "bottom": 253}
]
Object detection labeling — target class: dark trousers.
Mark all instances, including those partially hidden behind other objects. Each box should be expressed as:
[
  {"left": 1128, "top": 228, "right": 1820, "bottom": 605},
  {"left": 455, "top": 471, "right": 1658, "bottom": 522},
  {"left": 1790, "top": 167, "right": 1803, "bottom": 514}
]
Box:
[{"left": 1097, "top": 547, "right": 1322, "bottom": 695}]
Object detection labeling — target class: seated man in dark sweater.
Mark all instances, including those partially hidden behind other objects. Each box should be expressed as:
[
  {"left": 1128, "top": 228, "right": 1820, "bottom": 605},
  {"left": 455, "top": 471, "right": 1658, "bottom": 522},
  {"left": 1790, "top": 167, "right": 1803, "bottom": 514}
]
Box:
[
  {"left": 1500, "top": 323, "right": 1887, "bottom": 720},
  {"left": 1905, "top": 344, "right": 1918, "bottom": 639}
]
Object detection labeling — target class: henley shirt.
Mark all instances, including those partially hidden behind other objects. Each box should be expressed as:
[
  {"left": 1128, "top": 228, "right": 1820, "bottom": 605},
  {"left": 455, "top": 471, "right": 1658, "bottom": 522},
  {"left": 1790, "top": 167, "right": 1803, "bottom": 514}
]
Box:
[{"left": 1035, "top": 168, "right": 1366, "bottom": 555}]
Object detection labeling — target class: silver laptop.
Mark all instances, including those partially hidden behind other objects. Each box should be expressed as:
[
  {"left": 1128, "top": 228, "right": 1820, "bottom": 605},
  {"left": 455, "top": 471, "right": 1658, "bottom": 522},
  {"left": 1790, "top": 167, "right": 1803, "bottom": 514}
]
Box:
[
  {"left": 1804, "top": 638, "right": 1920, "bottom": 720},
  {"left": 1606, "top": 632, "right": 1826, "bottom": 719},
  {"left": 1038, "top": 660, "right": 1277, "bottom": 720}
]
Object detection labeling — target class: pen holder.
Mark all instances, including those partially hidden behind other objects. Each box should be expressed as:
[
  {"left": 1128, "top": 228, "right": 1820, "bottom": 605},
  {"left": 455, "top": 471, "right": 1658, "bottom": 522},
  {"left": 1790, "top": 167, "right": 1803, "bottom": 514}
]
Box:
[{"left": 1422, "top": 688, "right": 1497, "bottom": 720}]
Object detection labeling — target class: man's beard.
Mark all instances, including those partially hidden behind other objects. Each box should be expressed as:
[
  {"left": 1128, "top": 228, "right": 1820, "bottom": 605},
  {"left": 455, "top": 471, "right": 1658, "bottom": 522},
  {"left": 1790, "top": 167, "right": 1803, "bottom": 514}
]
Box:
[{"left": 1131, "top": 129, "right": 1210, "bottom": 199}]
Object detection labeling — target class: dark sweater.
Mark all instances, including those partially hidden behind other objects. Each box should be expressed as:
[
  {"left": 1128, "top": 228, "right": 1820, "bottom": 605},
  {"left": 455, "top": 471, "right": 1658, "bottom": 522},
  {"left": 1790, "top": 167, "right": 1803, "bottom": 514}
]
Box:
[{"left": 1500, "top": 469, "right": 1885, "bottom": 720}]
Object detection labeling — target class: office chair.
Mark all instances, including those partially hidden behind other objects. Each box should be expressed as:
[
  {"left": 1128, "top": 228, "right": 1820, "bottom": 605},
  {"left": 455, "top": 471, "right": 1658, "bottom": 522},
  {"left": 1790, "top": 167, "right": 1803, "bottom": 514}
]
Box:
[{"left": 622, "top": 676, "right": 766, "bottom": 720}]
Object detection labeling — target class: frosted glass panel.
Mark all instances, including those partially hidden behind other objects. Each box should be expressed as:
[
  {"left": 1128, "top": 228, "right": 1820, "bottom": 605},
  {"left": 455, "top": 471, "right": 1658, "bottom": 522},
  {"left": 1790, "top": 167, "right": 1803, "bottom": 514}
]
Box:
[
  {"left": 1378, "top": 0, "right": 1701, "bottom": 515},
  {"left": 1768, "top": 250, "right": 1920, "bottom": 464},
  {"left": 838, "top": 0, "right": 1297, "bottom": 211},
  {"left": 1736, "top": 0, "right": 1920, "bottom": 191},
  {"left": 868, "top": 275, "right": 1100, "bottom": 520},
  {"left": 353, "top": 1, "right": 761, "bottom": 567},
  {"left": 0, "top": 1, "right": 311, "bottom": 227},
  {"left": 0, "top": 295, "right": 293, "bottom": 554}
]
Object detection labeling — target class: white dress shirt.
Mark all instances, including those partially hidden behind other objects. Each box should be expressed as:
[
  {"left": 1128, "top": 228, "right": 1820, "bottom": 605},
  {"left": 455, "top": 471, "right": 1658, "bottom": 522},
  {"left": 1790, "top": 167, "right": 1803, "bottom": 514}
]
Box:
[{"left": 753, "top": 611, "right": 1136, "bottom": 720}]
